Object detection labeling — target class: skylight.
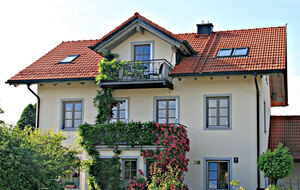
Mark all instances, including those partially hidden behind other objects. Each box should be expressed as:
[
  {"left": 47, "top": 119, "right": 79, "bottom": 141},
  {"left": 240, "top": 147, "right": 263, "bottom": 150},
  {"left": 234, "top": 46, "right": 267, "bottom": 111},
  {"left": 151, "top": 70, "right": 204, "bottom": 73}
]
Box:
[
  {"left": 232, "top": 47, "right": 249, "bottom": 56},
  {"left": 217, "top": 49, "right": 232, "bottom": 57},
  {"left": 59, "top": 55, "right": 79, "bottom": 63}
]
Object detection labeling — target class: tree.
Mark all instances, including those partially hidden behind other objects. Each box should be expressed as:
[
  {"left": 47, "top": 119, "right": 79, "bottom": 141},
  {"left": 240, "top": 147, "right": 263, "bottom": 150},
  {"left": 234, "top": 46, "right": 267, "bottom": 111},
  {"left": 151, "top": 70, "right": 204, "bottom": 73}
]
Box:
[
  {"left": 17, "top": 103, "right": 36, "bottom": 129},
  {"left": 258, "top": 143, "right": 294, "bottom": 185},
  {"left": 0, "top": 107, "right": 3, "bottom": 124},
  {"left": 0, "top": 124, "right": 80, "bottom": 190}
]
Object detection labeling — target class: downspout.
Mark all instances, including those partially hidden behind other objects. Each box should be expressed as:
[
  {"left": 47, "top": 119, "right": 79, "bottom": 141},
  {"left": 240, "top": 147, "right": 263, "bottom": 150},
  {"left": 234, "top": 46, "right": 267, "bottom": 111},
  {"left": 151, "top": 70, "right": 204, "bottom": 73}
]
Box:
[
  {"left": 254, "top": 74, "right": 261, "bottom": 189},
  {"left": 27, "top": 84, "right": 40, "bottom": 129}
]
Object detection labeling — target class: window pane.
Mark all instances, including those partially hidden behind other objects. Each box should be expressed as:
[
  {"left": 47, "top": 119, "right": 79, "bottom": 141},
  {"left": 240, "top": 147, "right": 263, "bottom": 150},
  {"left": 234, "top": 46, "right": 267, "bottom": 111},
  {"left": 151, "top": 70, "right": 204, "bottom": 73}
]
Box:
[
  {"left": 233, "top": 48, "right": 248, "bottom": 56},
  {"left": 208, "top": 99, "right": 217, "bottom": 107},
  {"left": 218, "top": 49, "right": 232, "bottom": 57},
  {"left": 74, "top": 120, "right": 81, "bottom": 128},
  {"left": 135, "top": 55, "right": 143, "bottom": 61},
  {"left": 219, "top": 162, "right": 229, "bottom": 189},
  {"left": 209, "top": 162, "right": 218, "bottom": 170},
  {"left": 158, "top": 110, "right": 166, "bottom": 117},
  {"left": 158, "top": 101, "right": 166, "bottom": 109},
  {"left": 144, "top": 54, "right": 150, "bottom": 61},
  {"left": 168, "top": 118, "right": 176, "bottom": 123},
  {"left": 219, "top": 108, "right": 228, "bottom": 116},
  {"left": 220, "top": 99, "right": 228, "bottom": 107},
  {"left": 125, "top": 171, "right": 130, "bottom": 179},
  {"left": 220, "top": 117, "right": 228, "bottom": 126},
  {"left": 65, "top": 112, "right": 72, "bottom": 119},
  {"left": 75, "top": 103, "right": 81, "bottom": 111},
  {"left": 112, "top": 111, "right": 118, "bottom": 119},
  {"left": 169, "top": 109, "right": 176, "bottom": 117},
  {"left": 208, "top": 181, "right": 217, "bottom": 189},
  {"left": 119, "top": 101, "right": 126, "bottom": 109},
  {"left": 169, "top": 101, "right": 176, "bottom": 108},
  {"left": 209, "top": 171, "right": 217, "bottom": 180},
  {"left": 135, "top": 46, "right": 143, "bottom": 54},
  {"left": 65, "top": 120, "right": 72, "bottom": 128},
  {"left": 119, "top": 111, "right": 126, "bottom": 119},
  {"left": 208, "top": 117, "right": 217, "bottom": 126},
  {"left": 144, "top": 45, "right": 150, "bottom": 54},
  {"left": 75, "top": 111, "right": 81, "bottom": 119},
  {"left": 208, "top": 108, "right": 217, "bottom": 116},
  {"left": 65, "top": 103, "right": 73, "bottom": 111},
  {"left": 131, "top": 161, "right": 137, "bottom": 170},
  {"left": 158, "top": 119, "right": 166, "bottom": 123}
]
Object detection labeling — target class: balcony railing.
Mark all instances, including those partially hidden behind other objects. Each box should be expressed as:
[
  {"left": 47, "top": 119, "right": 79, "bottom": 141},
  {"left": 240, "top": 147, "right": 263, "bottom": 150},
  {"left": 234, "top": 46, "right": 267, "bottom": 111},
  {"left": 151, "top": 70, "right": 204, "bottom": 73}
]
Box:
[{"left": 99, "top": 59, "right": 174, "bottom": 89}]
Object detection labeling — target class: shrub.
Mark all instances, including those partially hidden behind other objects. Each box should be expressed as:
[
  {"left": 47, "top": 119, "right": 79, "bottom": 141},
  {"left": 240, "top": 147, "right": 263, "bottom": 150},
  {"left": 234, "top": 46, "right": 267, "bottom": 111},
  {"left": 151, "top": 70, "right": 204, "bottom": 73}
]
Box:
[
  {"left": 0, "top": 124, "right": 79, "bottom": 190},
  {"left": 17, "top": 103, "right": 36, "bottom": 129},
  {"left": 258, "top": 143, "right": 294, "bottom": 185}
]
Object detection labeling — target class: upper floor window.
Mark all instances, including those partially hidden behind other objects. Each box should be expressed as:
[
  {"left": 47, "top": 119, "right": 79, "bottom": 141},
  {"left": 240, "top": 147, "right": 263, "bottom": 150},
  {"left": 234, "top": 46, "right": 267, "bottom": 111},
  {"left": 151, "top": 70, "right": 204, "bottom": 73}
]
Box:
[
  {"left": 155, "top": 97, "right": 179, "bottom": 124},
  {"left": 204, "top": 95, "right": 231, "bottom": 129},
  {"left": 216, "top": 47, "right": 248, "bottom": 58},
  {"left": 62, "top": 101, "right": 82, "bottom": 129},
  {"left": 232, "top": 47, "right": 248, "bottom": 56},
  {"left": 134, "top": 44, "right": 151, "bottom": 61},
  {"left": 59, "top": 54, "right": 79, "bottom": 64},
  {"left": 217, "top": 49, "right": 232, "bottom": 57},
  {"left": 110, "top": 99, "right": 129, "bottom": 123}
]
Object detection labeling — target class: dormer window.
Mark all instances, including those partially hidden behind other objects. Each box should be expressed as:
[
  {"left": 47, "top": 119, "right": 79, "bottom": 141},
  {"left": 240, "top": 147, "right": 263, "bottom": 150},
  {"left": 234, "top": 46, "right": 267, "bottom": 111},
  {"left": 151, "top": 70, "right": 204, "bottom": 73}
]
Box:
[
  {"left": 59, "top": 55, "right": 79, "bottom": 64},
  {"left": 217, "top": 49, "right": 232, "bottom": 57},
  {"left": 232, "top": 47, "right": 248, "bottom": 56}
]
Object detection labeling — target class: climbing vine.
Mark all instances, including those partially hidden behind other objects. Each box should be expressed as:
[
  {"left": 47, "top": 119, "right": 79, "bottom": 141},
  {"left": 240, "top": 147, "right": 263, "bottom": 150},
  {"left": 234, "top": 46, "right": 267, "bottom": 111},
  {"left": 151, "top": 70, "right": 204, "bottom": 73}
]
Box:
[{"left": 78, "top": 51, "right": 190, "bottom": 189}]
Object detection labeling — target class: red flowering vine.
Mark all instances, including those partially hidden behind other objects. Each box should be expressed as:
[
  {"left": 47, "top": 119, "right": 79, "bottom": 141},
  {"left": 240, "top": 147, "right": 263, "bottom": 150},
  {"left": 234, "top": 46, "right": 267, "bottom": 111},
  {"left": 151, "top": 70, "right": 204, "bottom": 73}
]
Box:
[{"left": 129, "top": 123, "right": 190, "bottom": 189}]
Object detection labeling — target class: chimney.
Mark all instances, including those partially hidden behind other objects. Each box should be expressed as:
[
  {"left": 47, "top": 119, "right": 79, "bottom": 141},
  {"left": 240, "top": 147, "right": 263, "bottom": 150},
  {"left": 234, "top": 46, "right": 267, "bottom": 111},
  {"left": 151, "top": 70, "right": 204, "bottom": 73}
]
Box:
[{"left": 197, "top": 21, "right": 214, "bottom": 34}]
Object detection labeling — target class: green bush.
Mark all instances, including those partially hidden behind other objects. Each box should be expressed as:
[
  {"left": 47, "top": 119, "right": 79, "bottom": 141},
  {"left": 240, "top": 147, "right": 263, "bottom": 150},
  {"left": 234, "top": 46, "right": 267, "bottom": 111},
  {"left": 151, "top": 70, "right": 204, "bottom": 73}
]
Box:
[
  {"left": 258, "top": 143, "right": 294, "bottom": 185},
  {"left": 0, "top": 124, "right": 79, "bottom": 190},
  {"left": 17, "top": 103, "right": 36, "bottom": 129}
]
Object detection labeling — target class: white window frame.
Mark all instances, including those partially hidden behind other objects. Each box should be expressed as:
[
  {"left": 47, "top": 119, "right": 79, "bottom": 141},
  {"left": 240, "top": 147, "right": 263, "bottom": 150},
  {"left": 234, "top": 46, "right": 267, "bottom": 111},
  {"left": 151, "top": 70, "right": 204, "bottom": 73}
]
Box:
[
  {"left": 131, "top": 41, "right": 154, "bottom": 61},
  {"left": 110, "top": 97, "right": 129, "bottom": 123},
  {"left": 60, "top": 98, "right": 84, "bottom": 131},
  {"left": 153, "top": 96, "right": 180, "bottom": 124}
]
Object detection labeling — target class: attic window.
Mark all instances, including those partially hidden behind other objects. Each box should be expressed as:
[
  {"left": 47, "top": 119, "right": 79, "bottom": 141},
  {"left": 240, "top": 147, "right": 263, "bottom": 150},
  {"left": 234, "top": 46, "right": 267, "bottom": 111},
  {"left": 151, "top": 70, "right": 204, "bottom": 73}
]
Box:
[
  {"left": 232, "top": 47, "right": 248, "bottom": 56},
  {"left": 59, "top": 55, "right": 79, "bottom": 63},
  {"left": 217, "top": 49, "right": 232, "bottom": 57}
]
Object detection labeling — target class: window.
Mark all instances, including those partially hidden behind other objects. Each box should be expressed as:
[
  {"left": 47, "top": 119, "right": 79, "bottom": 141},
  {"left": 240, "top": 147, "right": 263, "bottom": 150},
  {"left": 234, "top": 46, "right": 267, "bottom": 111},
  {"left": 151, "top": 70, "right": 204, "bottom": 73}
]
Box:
[
  {"left": 110, "top": 99, "right": 128, "bottom": 122},
  {"left": 204, "top": 95, "right": 231, "bottom": 129},
  {"left": 217, "top": 49, "right": 232, "bottom": 57},
  {"left": 62, "top": 101, "right": 82, "bottom": 129},
  {"left": 133, "top": 43, "right": 152, "bottom": 73},
  {"left": 122, "top": 159, "right": 137, "bottom": 187},
  {"left": 232, "top": 47, "right": 248, "bottom": 56},
  {"left": 59, "top": 54, "right": 79, "bottom": 63},
  {"left": 155, "top": 98, "right": 179, "bottom": 124},
  {"left": 206, "top": 161, "right": 230, "bottom": 190}
]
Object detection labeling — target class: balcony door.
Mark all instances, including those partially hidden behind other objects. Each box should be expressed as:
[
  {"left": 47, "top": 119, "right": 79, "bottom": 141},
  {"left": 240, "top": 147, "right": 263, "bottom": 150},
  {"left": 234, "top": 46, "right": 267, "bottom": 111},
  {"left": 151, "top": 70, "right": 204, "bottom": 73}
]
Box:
[{"left": 134, "top": 44, "right": 152, "bottom": 75}]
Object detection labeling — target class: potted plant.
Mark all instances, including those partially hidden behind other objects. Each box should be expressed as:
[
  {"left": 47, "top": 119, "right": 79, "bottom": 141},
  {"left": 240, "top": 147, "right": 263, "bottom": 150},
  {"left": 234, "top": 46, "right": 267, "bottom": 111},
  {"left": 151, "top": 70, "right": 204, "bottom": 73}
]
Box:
[{"left": 64, "top": 181, "right": 76, "bottom": 188}]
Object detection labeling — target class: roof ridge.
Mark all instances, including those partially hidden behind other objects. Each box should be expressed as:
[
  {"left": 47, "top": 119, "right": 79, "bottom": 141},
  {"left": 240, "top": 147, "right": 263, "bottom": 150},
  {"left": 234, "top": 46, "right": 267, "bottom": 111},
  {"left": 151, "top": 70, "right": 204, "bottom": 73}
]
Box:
[{"left": 62, "top": 39, "right": 100, "bottom": 43}]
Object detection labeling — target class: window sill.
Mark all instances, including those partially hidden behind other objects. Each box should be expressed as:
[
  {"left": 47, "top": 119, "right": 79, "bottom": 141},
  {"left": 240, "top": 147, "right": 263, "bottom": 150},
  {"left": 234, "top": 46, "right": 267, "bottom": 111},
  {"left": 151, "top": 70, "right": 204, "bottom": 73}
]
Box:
[
  {"left": 61, "top": 128, "right": 78, "bottom": 132},
  {"left": 204, "top": 126, "right": 231, "bottom": 130}
]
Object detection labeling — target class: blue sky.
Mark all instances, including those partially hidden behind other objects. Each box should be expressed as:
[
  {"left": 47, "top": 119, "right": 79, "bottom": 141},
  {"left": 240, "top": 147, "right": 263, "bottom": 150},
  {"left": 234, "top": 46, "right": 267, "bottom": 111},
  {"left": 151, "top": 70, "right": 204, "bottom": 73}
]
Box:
[{"left": 0, "top": 0, "right": 299, "bottom": 124}]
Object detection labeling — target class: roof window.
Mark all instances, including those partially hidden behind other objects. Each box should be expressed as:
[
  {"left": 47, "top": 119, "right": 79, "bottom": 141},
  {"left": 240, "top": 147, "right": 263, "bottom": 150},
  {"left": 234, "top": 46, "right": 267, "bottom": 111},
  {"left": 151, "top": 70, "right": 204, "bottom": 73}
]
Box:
[
  {"left": 59, "top": 55, "right": 79, "bottom": 63},
  {"left": 217, "top": 49, "right": 232, "bottom": 57},
  {"left": 232, "top": 47, "right": 249, "bottom": 56}
]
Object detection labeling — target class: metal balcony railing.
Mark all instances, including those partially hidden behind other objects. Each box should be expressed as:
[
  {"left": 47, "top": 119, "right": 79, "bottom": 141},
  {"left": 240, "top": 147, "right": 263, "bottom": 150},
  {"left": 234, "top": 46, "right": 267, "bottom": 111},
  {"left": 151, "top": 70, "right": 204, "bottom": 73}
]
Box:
[{"left": 118, "top": 59, "right": 173, "bottom": 82}]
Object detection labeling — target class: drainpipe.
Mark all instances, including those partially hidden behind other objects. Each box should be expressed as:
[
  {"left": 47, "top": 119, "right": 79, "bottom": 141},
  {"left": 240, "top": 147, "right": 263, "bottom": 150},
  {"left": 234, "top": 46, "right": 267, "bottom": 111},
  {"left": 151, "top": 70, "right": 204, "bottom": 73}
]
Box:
[
  {"left": 254, "top": 74, "right": 261, "bottom": 189},
  {"left": 27, "top": 84, "right": 40, "bottom": 129}
]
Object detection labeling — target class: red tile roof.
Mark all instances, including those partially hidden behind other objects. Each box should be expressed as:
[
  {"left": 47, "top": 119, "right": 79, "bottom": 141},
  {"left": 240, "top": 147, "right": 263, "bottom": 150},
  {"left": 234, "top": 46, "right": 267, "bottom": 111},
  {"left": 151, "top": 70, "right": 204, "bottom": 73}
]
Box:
[
  {"left": 269, "top": 116, "right": 300, "bottom": 160},
  {"left": 7, "top": 40, "right": 102, "bottom": 83},
  {"left": 7, "top": 13, "right": 287, "bottom": 84},
  {"left": 172, "top": 26, "right": 287, "bottom": 75}
]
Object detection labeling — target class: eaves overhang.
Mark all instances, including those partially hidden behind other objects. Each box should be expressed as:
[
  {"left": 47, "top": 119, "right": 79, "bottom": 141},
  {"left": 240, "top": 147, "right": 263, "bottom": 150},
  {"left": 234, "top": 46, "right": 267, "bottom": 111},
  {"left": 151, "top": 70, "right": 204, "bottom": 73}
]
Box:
[{"left": 6, "top": 77, "right": 96, "bottom": 85}]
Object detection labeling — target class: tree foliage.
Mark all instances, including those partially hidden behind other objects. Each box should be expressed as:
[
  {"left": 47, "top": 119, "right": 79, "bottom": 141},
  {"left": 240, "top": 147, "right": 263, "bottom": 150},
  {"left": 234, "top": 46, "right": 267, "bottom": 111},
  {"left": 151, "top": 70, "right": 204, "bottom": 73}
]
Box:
[
  {"left": 0, "top": 124, "right": 80, "bottom": 190},
  {"left": 258, "top": 143, "right": 294, "bottom": 185},
  {"left": 17, "top": 103, "right": 36, "bottom": 129},
  {"left": 0, "top": 107, "right": 3, "bottom": 124}
]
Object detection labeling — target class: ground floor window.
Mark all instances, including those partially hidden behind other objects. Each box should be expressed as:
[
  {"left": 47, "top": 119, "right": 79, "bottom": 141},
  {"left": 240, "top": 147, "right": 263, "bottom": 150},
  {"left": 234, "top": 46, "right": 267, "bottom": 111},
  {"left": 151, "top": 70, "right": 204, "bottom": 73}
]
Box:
[
  {"left": 122, "top": 159, "right": 137, "bottom": 187},
  {"left": 206, "top": 160, "right": 229, "bottom": 190}
]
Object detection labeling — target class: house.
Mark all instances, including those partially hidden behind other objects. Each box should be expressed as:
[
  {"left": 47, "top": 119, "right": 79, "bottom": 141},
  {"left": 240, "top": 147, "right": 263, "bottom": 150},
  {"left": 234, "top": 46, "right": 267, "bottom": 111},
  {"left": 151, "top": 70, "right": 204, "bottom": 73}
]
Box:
[
  {"left": 269, "top": 116, "right": 300, "bottom": 189},
  {"left": 6, "top": 12, "right": 288, "bottom": 190}
]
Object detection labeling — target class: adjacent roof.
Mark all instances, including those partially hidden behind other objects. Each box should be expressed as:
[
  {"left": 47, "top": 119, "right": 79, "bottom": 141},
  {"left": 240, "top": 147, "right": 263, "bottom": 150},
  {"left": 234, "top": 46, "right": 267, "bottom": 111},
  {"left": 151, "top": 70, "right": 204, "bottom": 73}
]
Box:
[
  {"left": 269, "top": 116, "right": 300, "bottom": 161},
  {"left": 7, "top": 13, "right": 287, "bottom": 84},
  {"left": 171, "top": 26, "right": 287, "bottom": 75},
  {"left": 7, "top": 40, "right": 102, "bottom": 84}
]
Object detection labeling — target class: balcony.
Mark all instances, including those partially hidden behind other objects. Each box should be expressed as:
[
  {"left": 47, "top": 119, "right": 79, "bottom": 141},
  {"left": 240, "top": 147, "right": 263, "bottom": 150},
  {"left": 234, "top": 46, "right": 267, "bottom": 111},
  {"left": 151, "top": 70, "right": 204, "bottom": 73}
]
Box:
[{"left": 99, "top": 59, "right": 173, "bottom": 89}]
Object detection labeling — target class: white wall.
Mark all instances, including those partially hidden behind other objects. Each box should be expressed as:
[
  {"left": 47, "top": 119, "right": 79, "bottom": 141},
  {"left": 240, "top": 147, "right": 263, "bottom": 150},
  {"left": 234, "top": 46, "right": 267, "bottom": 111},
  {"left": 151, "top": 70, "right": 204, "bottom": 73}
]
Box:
[{"left": 38, "top": 74, "right": 267, "bottom": 190}]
